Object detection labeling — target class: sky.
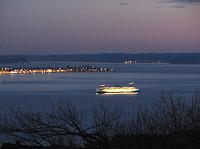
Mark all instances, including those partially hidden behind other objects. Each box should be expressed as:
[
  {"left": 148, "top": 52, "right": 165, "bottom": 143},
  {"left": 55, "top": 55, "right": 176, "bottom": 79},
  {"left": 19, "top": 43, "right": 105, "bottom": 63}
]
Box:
[{"left": 0, "top": 0, "right": 200, "bottom": 54}]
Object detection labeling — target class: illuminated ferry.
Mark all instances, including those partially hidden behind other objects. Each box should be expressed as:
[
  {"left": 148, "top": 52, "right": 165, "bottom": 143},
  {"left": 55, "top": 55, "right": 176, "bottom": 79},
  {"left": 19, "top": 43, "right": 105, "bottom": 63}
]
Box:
[{"left": 96, "top": 82, "right": 139, "bottom": 93}]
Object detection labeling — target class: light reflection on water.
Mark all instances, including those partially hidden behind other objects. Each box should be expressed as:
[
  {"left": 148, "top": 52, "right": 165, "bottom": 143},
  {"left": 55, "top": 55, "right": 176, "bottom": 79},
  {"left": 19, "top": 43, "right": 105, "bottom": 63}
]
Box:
[{"left": 96, "top": 92, "right": 139, "bottom": 95}]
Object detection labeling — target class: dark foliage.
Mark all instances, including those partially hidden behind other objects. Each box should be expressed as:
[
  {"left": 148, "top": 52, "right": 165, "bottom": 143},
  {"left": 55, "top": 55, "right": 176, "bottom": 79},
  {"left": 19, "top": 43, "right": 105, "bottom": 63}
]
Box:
[{"left": 1, "top": 91, "right": 200, "bottom": 149}]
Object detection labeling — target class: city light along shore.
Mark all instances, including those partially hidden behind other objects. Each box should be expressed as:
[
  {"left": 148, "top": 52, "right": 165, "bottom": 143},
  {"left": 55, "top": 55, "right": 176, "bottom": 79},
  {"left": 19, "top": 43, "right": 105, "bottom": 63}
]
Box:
[{"left": 0, "top": 66, "right": 114, "bottom": 75}]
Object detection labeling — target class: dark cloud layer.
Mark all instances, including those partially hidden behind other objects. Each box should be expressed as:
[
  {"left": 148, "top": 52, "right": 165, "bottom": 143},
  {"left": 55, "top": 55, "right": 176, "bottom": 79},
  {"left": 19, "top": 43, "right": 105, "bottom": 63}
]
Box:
[
  {"left": 165, "top": 0, "right": 200, "bottom": 5},
  {"left": 118, "top": 2, "right": 129, "bottom": 5},
  {"left": 170, "top": 5, "right": 187, "bottom": 8}
]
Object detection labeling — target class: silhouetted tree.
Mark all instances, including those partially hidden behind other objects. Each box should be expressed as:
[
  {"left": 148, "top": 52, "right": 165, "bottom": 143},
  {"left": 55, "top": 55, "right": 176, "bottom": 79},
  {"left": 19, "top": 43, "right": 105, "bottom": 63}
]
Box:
[
  {"left": 1, "top": 91, "right": 200, "bottom": 149},
  {"left": 0, "top": 104, "right": 123, "bottom": 148},
  {"left": 130, "top": 91, "right": 200, "bottom": 135}
]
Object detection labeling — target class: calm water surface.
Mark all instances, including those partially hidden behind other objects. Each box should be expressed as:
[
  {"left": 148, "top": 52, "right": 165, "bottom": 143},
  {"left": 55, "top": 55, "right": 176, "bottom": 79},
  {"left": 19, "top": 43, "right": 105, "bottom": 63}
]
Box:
[{"left": 0, "top": 62, "right": 200, "bottom": 113}]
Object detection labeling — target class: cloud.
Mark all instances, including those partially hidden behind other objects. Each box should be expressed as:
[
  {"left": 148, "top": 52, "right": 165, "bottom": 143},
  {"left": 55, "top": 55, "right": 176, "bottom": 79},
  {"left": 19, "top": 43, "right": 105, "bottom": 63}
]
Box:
[
  {"left": 164, "top": 0, "right": 200, "bottom": 5},
  {"left": 170, "top": 5, "right": 187, "bottom": 8},
  {"left": 158, "top": 0, "right": 200, "bottom": 8},
  {"left": 117, "top": 2, "right": 129, "bottom": 5}
]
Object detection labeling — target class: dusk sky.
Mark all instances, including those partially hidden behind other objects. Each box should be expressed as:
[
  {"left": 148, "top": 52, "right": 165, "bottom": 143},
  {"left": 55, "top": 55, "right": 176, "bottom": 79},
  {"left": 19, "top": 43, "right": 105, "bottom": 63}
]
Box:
[{"left": 0, "top": 0, "right": 200, "bottom": 54}]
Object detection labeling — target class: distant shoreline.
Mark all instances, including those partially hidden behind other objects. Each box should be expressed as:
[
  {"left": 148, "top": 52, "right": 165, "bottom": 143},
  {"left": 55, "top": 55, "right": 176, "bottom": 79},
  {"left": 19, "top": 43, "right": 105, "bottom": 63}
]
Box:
[
  {"left": 0, "top": 66, "right": 113, "bottom": 75},
  {"left": 1, "top": 53, "right": 200, "bottom": 64}
]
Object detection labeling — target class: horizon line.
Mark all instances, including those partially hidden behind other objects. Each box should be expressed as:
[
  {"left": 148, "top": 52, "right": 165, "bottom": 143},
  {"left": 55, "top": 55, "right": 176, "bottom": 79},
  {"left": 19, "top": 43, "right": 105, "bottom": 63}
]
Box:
[{"left": 1, "top": 52, "right": 200, "bottom": 56}]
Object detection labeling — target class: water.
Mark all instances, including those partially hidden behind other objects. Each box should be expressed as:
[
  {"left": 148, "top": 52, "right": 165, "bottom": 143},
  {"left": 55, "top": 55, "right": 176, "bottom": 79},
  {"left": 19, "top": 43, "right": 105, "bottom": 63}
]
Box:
[{"left": 0, "top": 61, "right": 200, "bottom": 113}]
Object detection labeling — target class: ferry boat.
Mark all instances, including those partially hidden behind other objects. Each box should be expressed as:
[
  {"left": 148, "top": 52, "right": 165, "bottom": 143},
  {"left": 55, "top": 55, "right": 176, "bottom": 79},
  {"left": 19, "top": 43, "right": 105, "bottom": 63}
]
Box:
[{"left": 96, "top": 82, "right": 139, "bottom": 93}]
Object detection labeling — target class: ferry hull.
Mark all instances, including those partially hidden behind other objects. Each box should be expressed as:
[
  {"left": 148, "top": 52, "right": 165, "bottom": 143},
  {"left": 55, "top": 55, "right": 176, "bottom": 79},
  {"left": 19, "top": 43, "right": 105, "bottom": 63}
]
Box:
[{"left": 96, "top": 91, "right": 139, "bottom": 93}]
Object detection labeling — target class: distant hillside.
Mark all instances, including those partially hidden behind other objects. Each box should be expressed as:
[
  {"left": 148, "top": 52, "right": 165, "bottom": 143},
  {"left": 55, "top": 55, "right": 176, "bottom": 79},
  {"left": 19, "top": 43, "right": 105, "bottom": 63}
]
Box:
[
  {"left": 26, "top": 53, "right": 200, "bottom": 64},
  {"left": 0, "top": 56, "right": 28, "bottom": 63},
  {"left": 1, "top": 53, "right": 200, "bottom": 64}
]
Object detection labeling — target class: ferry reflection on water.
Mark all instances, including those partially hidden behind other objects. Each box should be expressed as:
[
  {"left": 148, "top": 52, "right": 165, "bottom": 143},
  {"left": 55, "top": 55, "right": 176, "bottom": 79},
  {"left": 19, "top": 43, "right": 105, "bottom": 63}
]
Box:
[{"left": 96, "top": 92, "right": 138, "bottom": 95}]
